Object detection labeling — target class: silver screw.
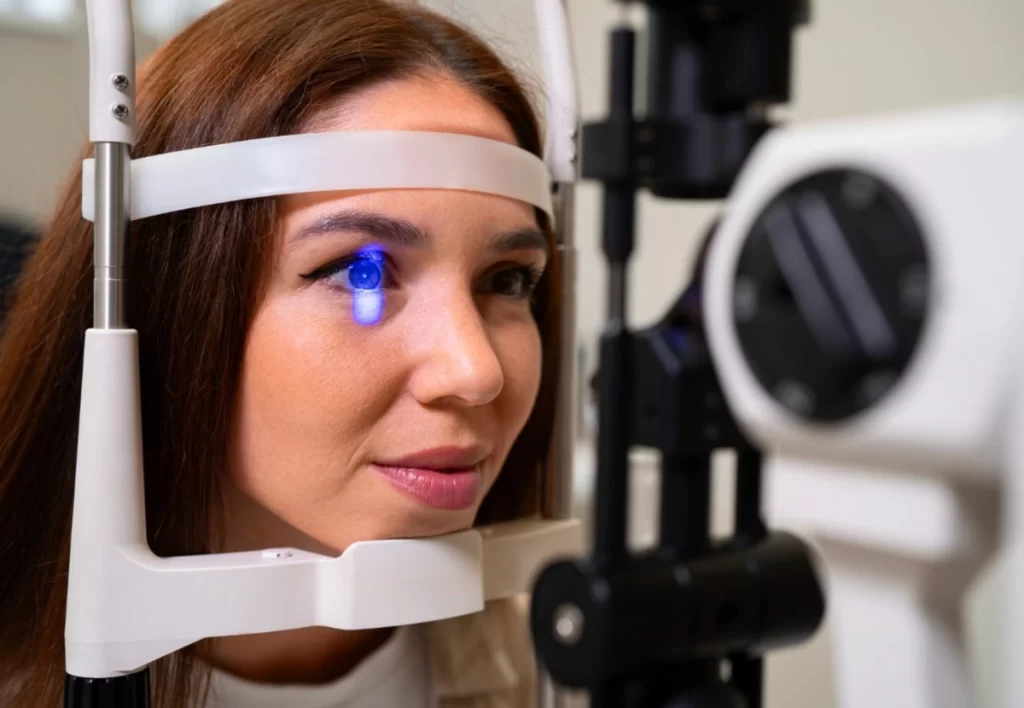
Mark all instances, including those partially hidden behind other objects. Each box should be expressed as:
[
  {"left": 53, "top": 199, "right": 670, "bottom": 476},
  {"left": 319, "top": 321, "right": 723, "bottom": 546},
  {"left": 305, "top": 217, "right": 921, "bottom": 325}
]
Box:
[
  {"left": 112, "top": 104, "right": 130, "bottom": 120},
  {"left": 733, "top": 277, "right": 759, "bottom": 321},
  {"left": 112, "top": 74, "right": 130, "bottom": 92},
  {"left": 860, "top": 370, "right": 896, "bottom": 404},
  {"left": 775, "top": 380, "right": 815, "bottom": 415},
  {"left": 553, "top": 603, "right": 585, "bottom": 646},
  {"left": 899, "top": 266, "right": 929, "bottom": 316},
  {"left": 262, "top": 549, "right": 293, "bottom": 560},
  {"left": 842, "top": 173, "right": 879, "bottom": 210}
]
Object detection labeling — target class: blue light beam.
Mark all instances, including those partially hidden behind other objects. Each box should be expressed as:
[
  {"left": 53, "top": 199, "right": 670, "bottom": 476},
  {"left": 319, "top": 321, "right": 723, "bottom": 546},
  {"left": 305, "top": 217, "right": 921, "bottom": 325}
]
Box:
[{"left": 350, "top": 246, "right": 385, "bottom": 326}]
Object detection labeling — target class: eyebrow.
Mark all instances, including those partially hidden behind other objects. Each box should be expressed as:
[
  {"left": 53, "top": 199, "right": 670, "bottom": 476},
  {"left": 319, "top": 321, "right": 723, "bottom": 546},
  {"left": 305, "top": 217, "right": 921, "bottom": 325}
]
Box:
[{"left": 293, "top": 209, "right": 550, "bottom": 257}]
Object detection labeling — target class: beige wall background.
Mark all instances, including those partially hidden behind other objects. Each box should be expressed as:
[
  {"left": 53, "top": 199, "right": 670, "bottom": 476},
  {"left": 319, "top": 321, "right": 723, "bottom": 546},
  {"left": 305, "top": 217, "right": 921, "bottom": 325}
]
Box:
[{"left": 3, "top": 1, "right": 1024, "bottom": 706}]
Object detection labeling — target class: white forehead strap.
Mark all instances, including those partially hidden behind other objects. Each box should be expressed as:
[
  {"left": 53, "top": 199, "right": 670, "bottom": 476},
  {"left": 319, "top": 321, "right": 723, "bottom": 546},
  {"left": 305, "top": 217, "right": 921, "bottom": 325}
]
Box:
[{"left": 81, "top": 131, "right": 554, "bottom": 222}]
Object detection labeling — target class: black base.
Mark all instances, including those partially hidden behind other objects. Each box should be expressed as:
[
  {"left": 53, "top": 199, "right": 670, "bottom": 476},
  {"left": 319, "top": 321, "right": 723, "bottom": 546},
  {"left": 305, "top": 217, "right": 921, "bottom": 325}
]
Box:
[{"left": 65, "top": 670, "right": 150, "bottom": 708}]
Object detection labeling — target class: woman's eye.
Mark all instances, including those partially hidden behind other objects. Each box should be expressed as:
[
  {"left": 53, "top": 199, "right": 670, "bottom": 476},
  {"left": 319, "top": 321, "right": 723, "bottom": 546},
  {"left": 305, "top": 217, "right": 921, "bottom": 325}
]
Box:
[
  {"left": 340, "top": 257, "right": 384, "bottom": 291},
  {"left": 482, "top": 265, "right": 544, "bottom": 300},
  {"left": 302, "top": 252, "right": 393, "bottom": 292}
]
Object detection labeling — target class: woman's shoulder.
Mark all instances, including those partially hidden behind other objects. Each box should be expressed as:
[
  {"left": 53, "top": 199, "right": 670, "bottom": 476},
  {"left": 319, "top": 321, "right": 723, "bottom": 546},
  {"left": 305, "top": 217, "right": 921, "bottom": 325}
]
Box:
[{"left": 424, "top": 594, "right": 536, "bottom": 707}]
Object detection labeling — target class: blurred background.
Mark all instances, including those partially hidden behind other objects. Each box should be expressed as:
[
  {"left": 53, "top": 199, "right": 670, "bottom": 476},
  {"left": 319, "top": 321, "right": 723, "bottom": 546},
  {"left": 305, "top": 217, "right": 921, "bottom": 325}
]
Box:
[{"left": 2, "top": 0, "right": 1024, "bottom": 705}]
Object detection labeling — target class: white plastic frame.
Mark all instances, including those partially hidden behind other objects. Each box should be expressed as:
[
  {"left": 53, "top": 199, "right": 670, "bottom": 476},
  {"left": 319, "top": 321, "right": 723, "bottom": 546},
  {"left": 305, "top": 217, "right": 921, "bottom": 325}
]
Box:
[
  {"left": 69, "top": 0, "right": 582, "bottom": 679},
  {"left": 702, "top": 100, "right": 1024, "bottom": 708},
  {"left": 81, "top": 131, "right": 555, "bottom": 222}
]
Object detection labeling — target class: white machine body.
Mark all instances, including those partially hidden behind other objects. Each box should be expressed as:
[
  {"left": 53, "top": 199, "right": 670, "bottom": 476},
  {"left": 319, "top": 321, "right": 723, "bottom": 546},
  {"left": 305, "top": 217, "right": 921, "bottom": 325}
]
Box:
[{"left": 704, "top": 99, "right": 1024, "bottom": 708}]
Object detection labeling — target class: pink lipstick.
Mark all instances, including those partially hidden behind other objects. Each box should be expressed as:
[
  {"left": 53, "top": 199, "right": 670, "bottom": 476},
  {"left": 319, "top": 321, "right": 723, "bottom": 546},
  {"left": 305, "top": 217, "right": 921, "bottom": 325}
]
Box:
[{"left": 372, "top": 446, "right": 487, "bottom": 511}]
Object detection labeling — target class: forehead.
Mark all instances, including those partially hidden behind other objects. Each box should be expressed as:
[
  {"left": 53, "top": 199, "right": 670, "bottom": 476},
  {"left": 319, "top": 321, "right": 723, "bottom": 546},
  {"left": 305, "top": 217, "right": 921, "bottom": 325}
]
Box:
[
  {"left": 305, "top": 72, "right": 520, "bottom": 146},
  {"left": 279, "top": 73, "right": 538, "bottom": 245}
]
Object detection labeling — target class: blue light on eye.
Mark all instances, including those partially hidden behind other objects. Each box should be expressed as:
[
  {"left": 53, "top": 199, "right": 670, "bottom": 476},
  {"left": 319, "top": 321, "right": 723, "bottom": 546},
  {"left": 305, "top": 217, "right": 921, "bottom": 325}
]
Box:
[
  {"left": 350, "top": 247, "right": 385, "bottom": 326},
  {"left": 349, "top": 258, "right": 382, "bottom": 290},
  {"left": 353, "top": 289, "right": 384, "bottom": 325}
]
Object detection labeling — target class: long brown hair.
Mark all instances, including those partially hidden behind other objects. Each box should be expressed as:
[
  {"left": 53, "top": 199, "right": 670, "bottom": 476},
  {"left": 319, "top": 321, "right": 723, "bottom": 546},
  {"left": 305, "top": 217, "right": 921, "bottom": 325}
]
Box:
[{"left": 0, "top": 1, "right": 560, "bottom": 704}]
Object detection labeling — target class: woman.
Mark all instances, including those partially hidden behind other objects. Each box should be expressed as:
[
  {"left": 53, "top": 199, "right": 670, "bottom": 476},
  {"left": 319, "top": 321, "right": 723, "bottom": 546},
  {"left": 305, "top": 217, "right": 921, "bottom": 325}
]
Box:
[{"left": 0, "top": 0, "right": 562, "bottom": 705}]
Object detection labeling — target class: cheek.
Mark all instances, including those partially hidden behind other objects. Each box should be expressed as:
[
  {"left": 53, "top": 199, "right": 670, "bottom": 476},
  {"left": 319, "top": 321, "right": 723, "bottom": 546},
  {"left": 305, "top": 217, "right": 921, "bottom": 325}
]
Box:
[
  {"left": 494, "top": 317, "right": 544, "bottom": 441},
  {"left": 231, "top": 296, "right": 397, "bottom": 496}
]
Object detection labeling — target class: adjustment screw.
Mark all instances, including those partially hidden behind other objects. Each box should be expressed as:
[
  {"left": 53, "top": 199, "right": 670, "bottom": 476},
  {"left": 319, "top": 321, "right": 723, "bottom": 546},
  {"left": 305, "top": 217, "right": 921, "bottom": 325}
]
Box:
[
  {"left": 553, "top": 603, "right": 585, "bottom": 646},
  {"left": 841, "top": 173, "right": 878, "bottom": 210},
  {"left": 775, "top": 380, "right": 815, "bottom": 415},
  {"left": 733, "top": 276, "right": 759, "bottom": 321},
  {"left": 112, "top": 104, "right": 130, "bottom": 120},
  {"left": 111, "top": 74, "right": 130, "bottom": 92},
  {"left": 262, "top": 549, "right": 293, "bottom": 560},
  {"left": 674, "top": 566, "right": 692, "bottom": 586},
  {"left": 860, "top": 370, "right": 896, "bottom": 404},
  {"left": 899, "top": 265, "right": 929, "bottom": 316}
]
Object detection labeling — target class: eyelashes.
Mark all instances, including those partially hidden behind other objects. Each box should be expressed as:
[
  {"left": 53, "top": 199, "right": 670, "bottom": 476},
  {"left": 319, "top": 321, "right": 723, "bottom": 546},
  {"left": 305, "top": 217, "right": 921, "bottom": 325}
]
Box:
[
  {"left": 300, "top": 250, "right": 394, "bottom": 291},
  {"left": 481, "top": 264, "right": 545, "bottom": 300},
  {"left": 300, "top": 251, "right": 546, "bottom": 301}
]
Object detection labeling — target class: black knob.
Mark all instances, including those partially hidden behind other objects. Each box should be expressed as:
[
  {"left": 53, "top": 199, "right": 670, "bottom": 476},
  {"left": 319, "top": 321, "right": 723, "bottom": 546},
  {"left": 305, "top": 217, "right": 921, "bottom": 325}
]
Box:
[
  {"left": 65, "top": 671, "right": 151, "bottom": 708},
  {"left": 732, "top": 169, "right": 930, "bottom": 422}
]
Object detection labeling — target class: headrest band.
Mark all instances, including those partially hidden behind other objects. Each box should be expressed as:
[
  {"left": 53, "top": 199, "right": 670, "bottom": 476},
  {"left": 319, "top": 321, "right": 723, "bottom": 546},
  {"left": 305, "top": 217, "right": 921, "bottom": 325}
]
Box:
[{"left": 82, "top": 131, "right": 554, "bottom": 222}]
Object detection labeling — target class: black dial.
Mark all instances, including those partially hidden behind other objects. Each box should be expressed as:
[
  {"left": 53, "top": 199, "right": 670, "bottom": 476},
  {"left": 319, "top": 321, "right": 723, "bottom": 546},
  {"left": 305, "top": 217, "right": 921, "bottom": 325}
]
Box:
[{"left": 732, "top": 169, "right": 930, "bottom": 423}]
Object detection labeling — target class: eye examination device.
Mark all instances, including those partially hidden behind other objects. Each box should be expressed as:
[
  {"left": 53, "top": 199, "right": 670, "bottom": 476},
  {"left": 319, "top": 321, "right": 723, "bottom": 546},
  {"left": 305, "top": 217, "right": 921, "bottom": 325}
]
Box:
[
  {"left": 703, "top": 97, "right": 1024, "bottom": 708},
  {"left": 526, "top": 2, "right": 1022, "bottom": 708},
  {"left": 67, "top": 1, "right": 1024, "bottom": 707},
  {"left": 68, "top": 0, "right": 582, "bottom": 705}
]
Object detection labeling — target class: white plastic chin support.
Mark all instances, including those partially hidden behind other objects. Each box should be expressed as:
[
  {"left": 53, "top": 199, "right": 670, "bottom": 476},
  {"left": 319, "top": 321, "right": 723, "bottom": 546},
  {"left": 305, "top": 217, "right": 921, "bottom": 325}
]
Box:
[
  {"left": 704, "top": 99, "right": 1024, "bottom": 708},
  {"left": 67, "top": 332, "right": 582, "bottom": 678}
]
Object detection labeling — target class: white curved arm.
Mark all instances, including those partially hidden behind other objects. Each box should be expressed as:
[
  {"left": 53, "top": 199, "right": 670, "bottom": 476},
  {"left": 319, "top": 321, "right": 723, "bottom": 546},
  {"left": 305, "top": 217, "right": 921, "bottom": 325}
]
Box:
[
  {"left": 534, "top": 0, "right": 578, "bottom": 184},
  {"left": 86, "top": 0, "right": 136, "bottom": 145},
  {"left": 67, "top": 521, "right": 582, "bottom": 678}
]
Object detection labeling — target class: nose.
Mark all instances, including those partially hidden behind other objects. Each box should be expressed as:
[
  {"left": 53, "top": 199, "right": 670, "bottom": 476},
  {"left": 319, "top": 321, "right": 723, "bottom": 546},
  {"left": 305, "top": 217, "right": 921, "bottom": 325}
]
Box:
[{"left": 407, "top": 291, "right": 504, "bottom": 409}]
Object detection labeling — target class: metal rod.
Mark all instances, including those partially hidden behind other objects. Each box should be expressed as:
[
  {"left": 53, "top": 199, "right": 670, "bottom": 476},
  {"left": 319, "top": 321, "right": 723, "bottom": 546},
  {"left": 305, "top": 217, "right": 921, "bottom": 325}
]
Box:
[
  {"left": 544, "top": 183, "right": 579, "bottom": 521},
  {"left": 659, "top": 452, "right": 712, "bottom": 558},
  {"left": 539, "top": 185, "right": 579, "bottom": 708},
  {"left": 593, "top": 27, "right": 637, "bottom": 569},
  {"left": 607, "top": 264, "right": 627, "bottom": 323},
  {"left": 734, "top": 446, "right": 766, "bottom": 542},
  {"left": 729, "top": 654, "right": 765, "bottom": 708},
  {"left": 93, "top": 142, "right": 130, "bottom": 329}
]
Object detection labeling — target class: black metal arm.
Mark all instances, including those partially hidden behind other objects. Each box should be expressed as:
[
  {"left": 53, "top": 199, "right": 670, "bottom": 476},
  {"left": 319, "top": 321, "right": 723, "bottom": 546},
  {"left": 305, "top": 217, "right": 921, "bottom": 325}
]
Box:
[{"left": 530, "top": 3, "right": 825, "bottom": 706}]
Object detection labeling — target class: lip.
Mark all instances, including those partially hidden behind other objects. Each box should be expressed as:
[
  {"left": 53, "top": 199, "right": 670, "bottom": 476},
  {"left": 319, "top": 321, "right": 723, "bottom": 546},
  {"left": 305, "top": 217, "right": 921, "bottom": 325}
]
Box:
[
  {"left": 372, "top": 463, "right": 482, "bottom": 511},
  {"left": 376, "top": 446, "right": 489, "bottom": 470}
]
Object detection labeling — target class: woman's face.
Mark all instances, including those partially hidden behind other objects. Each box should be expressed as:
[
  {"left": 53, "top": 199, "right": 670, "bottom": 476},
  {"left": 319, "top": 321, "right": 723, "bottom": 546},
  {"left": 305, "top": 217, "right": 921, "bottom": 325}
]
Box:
[{"left": 224, "top": 74, "right": 547, "bottom": 554}]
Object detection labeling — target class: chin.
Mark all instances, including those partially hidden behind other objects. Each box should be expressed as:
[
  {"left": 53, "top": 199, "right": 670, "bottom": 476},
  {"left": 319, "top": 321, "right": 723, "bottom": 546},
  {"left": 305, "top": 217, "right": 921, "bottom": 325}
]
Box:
[
  {"left": 385, "top": 506, "right": 479, "bottom": 540},
  {"left": 318, "top": 506, "right": 478, "bottom": 554}
]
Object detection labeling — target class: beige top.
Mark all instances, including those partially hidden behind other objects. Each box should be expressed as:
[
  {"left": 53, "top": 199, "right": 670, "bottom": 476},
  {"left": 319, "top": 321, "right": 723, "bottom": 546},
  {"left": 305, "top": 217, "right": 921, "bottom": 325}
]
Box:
[
  {"left": 205, "top": 597, "right": 536, "bottom": 708},
  {"left": 206, "top": 625, "right": 432, "bottom": 707}
]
